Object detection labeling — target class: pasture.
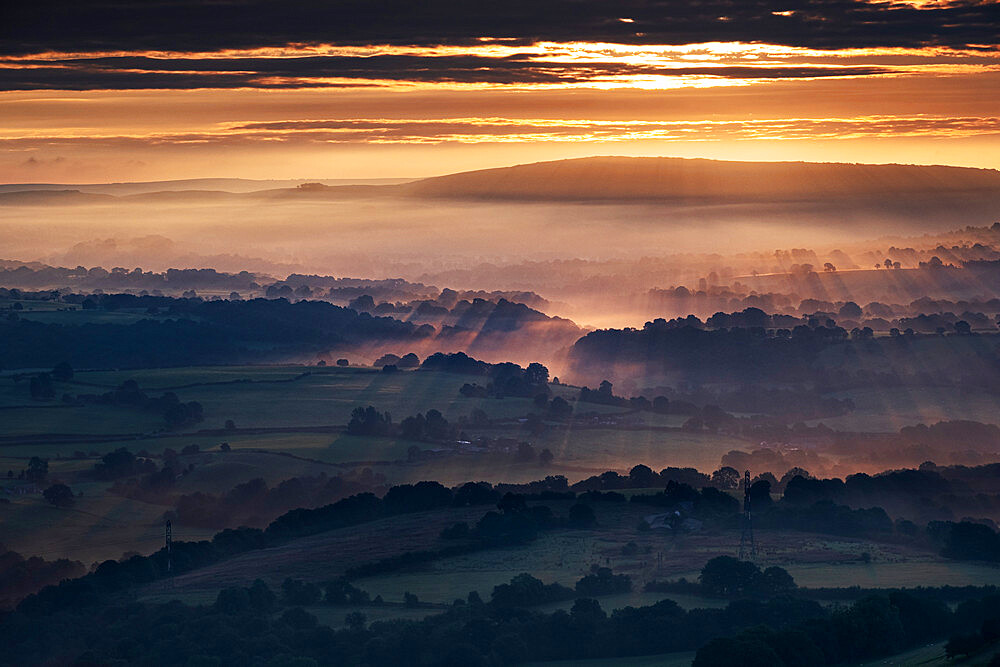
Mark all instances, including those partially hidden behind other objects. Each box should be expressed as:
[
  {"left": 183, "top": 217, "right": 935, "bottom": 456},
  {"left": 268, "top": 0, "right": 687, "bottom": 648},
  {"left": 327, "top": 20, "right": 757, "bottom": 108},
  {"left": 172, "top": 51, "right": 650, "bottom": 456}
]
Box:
[{"left": 811, "top": 385, "right": 1000, "bottom": 433}]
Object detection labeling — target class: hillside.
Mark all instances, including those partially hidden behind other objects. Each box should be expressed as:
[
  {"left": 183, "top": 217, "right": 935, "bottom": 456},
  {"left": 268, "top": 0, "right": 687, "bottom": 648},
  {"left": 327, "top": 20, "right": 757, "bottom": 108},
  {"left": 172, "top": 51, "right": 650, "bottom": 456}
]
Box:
[{"left": 396, "top": 156, "right": 1000, "bottom": 201}]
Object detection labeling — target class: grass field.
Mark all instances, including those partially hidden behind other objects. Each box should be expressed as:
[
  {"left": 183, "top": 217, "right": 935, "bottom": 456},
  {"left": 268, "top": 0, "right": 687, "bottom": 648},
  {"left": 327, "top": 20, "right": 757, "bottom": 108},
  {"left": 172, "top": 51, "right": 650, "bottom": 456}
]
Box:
[
  {"left": 0, "top": 403, "right": 163, "bottom": 436},
  {"left": 2, "top": 365, "right": 618, "bottom": 432},
  {"left": 812, "top": 385, "right": 1000, "bottom": 433}
]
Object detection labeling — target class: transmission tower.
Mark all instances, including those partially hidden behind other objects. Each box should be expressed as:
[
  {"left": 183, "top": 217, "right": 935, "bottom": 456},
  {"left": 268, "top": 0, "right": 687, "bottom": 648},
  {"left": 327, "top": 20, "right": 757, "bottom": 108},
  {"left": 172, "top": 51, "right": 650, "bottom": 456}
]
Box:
[
  {"left": 165, "top": 519, "right": 172, "bottom": 574},
  {"left": 738, "top": 470, "right": 757, "bottom": 561}
]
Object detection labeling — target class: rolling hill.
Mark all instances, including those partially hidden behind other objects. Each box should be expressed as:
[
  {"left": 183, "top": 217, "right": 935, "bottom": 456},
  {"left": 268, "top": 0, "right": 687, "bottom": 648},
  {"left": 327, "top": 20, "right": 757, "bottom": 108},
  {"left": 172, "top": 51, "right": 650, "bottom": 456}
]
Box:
[
  {"left": 4, "top": 157, "right": 1000, "bottom": 206},
  {"left": 395, "top": 156, "right": 1000, "bottom": 201}
]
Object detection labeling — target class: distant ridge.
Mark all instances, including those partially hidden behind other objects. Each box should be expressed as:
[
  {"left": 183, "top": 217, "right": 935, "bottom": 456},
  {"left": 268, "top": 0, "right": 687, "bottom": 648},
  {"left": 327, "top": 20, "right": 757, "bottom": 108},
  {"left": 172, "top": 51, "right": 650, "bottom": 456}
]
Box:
[
  {"left": 3, "top": 157, "right": 1000, "bottom": 205},
  {"left": 0, "top": 177, "right": 413, "bottom": 196},
  {"left": 395, "top": 156, "right": 1000, "bottom": 201}
]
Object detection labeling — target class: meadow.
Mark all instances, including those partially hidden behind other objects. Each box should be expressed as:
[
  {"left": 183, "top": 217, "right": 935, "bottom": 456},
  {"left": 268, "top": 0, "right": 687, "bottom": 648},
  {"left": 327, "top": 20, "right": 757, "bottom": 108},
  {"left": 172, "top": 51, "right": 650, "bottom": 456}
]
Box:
[{"left": 5, "top": 361, "right": 991, "bottom": 568}]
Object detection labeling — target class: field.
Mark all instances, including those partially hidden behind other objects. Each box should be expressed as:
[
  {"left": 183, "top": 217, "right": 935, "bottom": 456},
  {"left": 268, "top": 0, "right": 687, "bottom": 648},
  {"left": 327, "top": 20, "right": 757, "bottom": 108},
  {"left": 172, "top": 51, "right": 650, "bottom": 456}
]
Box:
[
  {"left": 4, "top": 359, "right": 1000, "bottom": 666},
  {"left": 0, "top": 363, "right": 766, "bottom": 564},
  {"left": 137, "top": 499, "right": 1000, "bottom": 614},
  {"left": 810, "top": 385, "right": 1000, "bottom": 433}
]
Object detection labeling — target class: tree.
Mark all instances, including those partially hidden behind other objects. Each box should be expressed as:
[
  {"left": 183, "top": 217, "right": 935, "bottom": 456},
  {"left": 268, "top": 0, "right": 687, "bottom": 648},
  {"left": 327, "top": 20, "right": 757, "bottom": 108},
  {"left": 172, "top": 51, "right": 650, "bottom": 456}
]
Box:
[
  {"left": 224, "top": 419, "right": 235, "bottom": 430},
  {"left": 398, "top": 353, "right": 420, "bottom": 368},
  {"left": 346, "top": 405, "right": 392, "bottom": 436},
  {"left": 712, "top": 466, "right": 740, "bottom": 490},
  {"left": 26, "top": 457, "right": 48, "bottom": 483},
  {"left": 629, "top": 464, "right": 658, "bottom": 487},
  {"left": 838, "top": 301, "right": 862, "bottom": 319},
  {"left": 759, "top": 566, "right": 796, "bottom": 595},
  {"left": 336, "top": 358, "right": 349, "bottom": 367},
  {"left": 524, "top": 362, "right": 549, "bottom": 386},
  {"left": 748, "top": 480, "right": 773, "bottom": 511},
  {"left": 699, "top": 556, "right": 759, "bottom": 596},
  {"left": 548, "top": 396, "right": 572, "bottom": 420},
  {"left": 823, "top": 262, "right": 837, "bottom": 272},
  {"left": 43, "top": 483, "right": 75, "bottom": 507}
]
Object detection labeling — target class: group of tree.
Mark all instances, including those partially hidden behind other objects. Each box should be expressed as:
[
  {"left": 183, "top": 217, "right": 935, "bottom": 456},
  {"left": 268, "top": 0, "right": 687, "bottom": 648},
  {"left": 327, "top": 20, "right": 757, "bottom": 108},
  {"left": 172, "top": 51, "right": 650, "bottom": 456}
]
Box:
[
  {"left": 490, "top": 567, "right": 630, "bottom": 608},
  {"left": 568, "top": 314, "right": 1000, "bottom": 386},
  {"left": 69, "top": 379, "right": 204, "bottom": 429},
  {"left": 373, "top": 352, "right": 420, "bottom": 368},
  {"left": 454, "top": 359, "right": 551, "bottom": 399}
]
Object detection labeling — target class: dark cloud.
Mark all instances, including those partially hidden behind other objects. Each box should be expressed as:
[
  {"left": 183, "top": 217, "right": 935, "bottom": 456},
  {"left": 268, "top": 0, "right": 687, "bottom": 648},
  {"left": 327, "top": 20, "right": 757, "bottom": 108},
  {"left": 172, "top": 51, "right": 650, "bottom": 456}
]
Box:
[
  {"left": 0, "top": 53, "right": 897, "bottom": 91},
  {"left": 2, "top": 0, "right": 998, "bottom": 56}
]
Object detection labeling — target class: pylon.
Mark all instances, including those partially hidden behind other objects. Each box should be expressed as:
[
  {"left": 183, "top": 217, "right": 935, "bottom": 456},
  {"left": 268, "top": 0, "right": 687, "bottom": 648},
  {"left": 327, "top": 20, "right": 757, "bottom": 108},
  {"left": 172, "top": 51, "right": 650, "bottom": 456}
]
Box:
[{"left": 738, "top": 470, "right": 757, "bottom": 561}]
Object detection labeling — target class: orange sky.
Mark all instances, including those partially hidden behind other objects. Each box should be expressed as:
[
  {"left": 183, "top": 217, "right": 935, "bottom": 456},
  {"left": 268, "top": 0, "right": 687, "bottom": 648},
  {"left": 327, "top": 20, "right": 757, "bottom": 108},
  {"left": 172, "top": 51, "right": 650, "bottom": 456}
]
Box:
[{"left": 3, "top": 5, "right": 1000, "bottom": 182}]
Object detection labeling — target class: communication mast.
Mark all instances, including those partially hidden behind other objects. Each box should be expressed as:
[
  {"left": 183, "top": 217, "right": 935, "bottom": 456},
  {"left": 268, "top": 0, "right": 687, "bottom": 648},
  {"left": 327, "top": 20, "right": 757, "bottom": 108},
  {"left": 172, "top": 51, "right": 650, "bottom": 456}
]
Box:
[
  {"left": 738, "top": 470, "right": 757, "bottom": 561},
  {"left": 165, "top": 519, "right": 172, "bottom": 574}
]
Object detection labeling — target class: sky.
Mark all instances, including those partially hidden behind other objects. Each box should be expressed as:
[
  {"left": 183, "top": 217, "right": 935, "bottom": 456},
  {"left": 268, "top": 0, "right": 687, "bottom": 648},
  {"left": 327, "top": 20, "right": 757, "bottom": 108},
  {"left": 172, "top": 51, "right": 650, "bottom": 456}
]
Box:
[{"left": 2, "top": 0, "right": 999, "bottom": 183}]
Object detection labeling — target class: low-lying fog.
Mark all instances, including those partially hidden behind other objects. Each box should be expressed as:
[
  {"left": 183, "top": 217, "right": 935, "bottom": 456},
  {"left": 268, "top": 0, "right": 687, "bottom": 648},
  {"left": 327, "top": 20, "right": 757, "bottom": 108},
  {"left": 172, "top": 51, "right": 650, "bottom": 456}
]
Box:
[
  {"left": 3, "top": 182, "right": 999, "bottom": 331},
  {"left": 3, "top": 193, "right": 993, "bottom": 272}
]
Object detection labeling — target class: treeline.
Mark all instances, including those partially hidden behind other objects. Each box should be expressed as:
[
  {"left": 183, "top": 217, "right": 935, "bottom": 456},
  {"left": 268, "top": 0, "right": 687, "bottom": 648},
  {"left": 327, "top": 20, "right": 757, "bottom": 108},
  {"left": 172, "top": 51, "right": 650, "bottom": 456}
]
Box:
[
  {"left": 1, "top": 295, "right": 433, "bottom": 369},
  {"left": 0, "top": 265, "right": 263, "bottom": 291},
  {"left": 694, "top": 591, "right": 1000, "bottom": 667},
  {"left": 778, "top": 464, "right": 1000, "bottom": 525},
  {"left": 269, "top": 275, "right": 549, "bottom": 311},
  {"left": 6, "top": 574, "right": 999, "bottom": 666},
  {"left": 569, "top": 313, "right": 1000, "bottom": 385}
]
